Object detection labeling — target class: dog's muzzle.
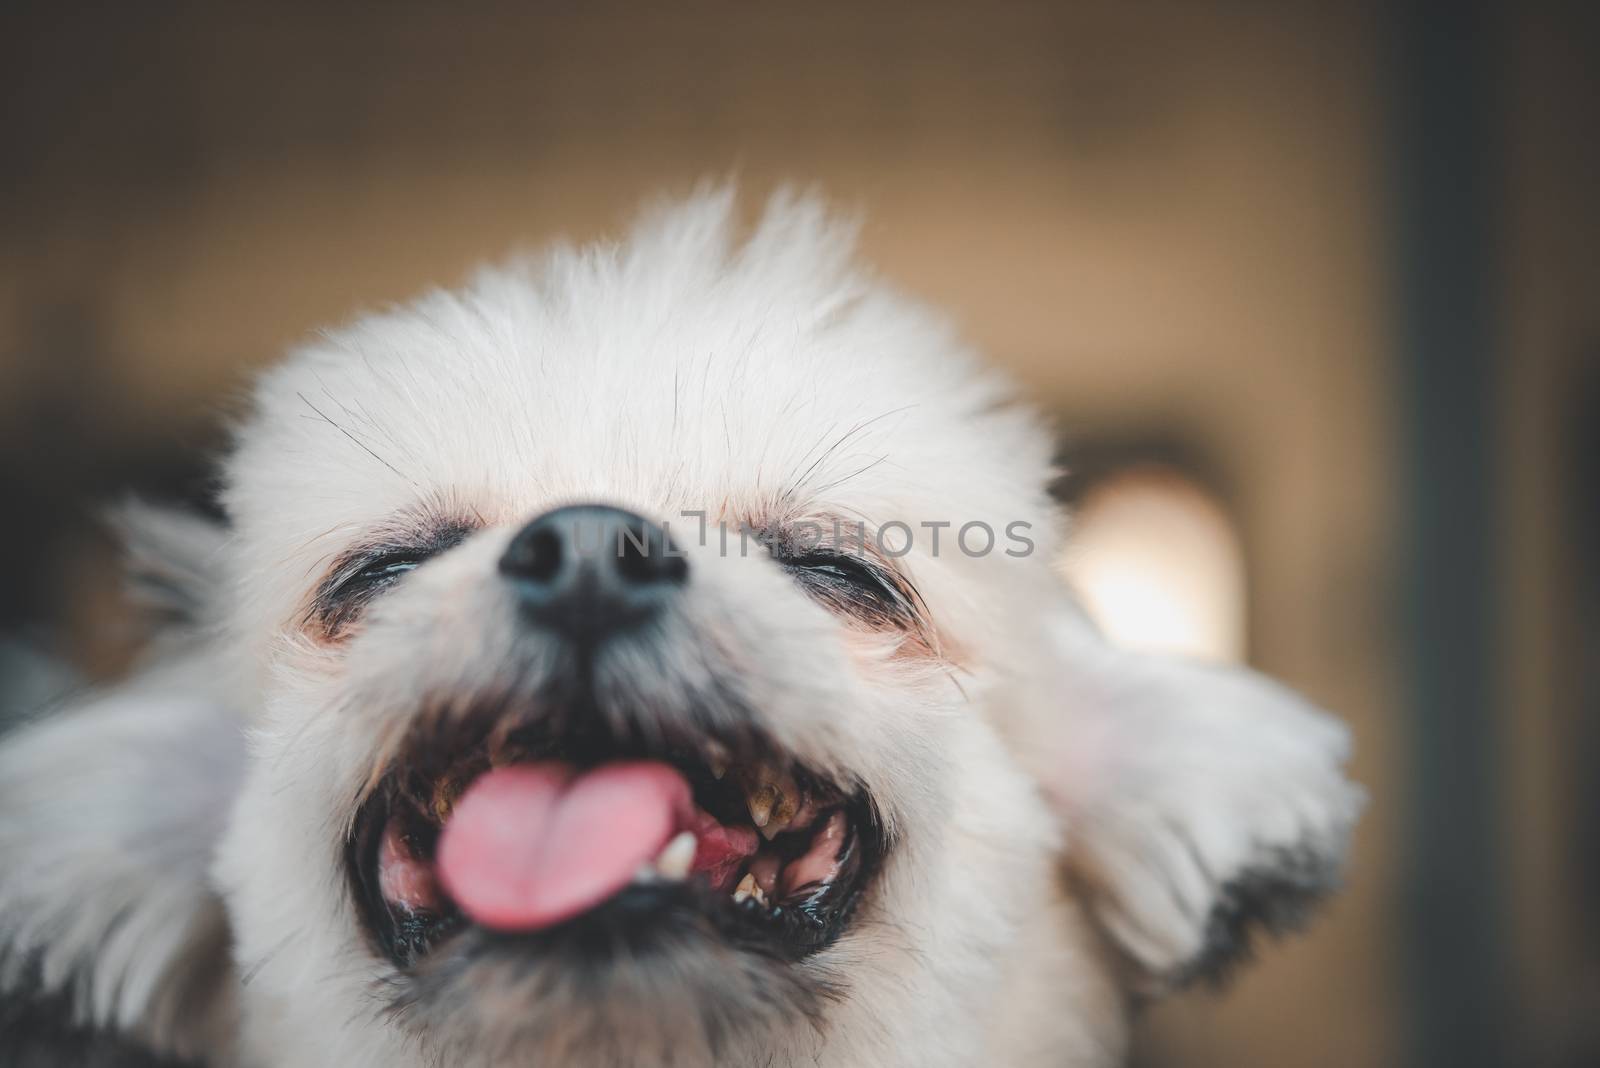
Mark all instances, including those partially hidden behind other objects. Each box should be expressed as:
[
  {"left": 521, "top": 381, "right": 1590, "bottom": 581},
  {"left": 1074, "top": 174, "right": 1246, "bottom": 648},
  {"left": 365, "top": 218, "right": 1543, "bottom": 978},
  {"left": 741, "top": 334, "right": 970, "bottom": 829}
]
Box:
[{"left": 345, "top": 503, "right": 887, "bottom": 976}]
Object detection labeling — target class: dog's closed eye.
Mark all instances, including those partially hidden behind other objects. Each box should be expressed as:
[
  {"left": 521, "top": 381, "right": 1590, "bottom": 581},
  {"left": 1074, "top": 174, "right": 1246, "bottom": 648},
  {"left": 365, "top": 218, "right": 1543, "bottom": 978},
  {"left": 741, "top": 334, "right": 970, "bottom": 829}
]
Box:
[
  {"left": 334, "top": 549, "right": 428, "bottom": 595},
  {"left": 310, "top": 522, "right": 475, "bottom": 638},
  {"left": 778, "top": 549, "right": 922, "bottom": 633}
]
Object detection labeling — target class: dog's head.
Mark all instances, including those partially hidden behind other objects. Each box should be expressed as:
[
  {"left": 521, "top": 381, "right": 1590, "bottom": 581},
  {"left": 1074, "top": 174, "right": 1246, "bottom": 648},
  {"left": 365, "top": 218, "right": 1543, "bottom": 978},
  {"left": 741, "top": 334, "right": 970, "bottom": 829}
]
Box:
[{"left": 0, "top": 190, "right": 1362, "bottom": 1068}]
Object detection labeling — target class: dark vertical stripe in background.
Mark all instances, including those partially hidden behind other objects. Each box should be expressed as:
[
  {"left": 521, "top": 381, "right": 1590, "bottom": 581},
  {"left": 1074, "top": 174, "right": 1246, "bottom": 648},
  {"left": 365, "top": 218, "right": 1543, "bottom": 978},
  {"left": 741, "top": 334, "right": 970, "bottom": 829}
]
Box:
[{"left": 1390, "top": 2, "right": 1513, "bottom": 1066}]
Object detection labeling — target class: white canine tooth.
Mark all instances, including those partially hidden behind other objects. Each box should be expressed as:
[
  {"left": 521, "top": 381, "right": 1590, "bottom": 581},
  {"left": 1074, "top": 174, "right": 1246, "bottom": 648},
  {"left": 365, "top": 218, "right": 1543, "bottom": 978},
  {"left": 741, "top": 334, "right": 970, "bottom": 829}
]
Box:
[
  {"left": 733, "top": 872, "right": 758, "bottom": 903},
  {"left": 655, "top": 831, "right": 696, "bottom": 880}
]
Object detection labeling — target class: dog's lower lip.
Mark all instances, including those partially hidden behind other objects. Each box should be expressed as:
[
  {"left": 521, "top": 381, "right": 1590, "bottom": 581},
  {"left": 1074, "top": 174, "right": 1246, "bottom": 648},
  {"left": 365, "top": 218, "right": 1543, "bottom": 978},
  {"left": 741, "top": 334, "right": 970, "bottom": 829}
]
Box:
[{"left": 348, "top": 725, "right": 883, "bottom": 971}]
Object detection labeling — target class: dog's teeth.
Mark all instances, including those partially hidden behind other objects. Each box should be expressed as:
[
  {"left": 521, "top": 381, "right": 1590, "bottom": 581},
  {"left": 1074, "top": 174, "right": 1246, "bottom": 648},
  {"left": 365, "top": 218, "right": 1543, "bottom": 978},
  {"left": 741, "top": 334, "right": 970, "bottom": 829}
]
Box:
[
  {"left": 430, "top": 776, "right": 465, "bottom": 823},
  {"left": 736, "top": 877, "right": 767, "bottom": 907},
  {"left": 655, "top": 831, "right": 696, "bottom": 880},
  {"left": 746, "top": 784, "right": 778, "bottom": 828},
  {"left": 762, "top": 790, "right": 802, "bottom": 841},
  {"left": 485, "top": 727, "right": 512, "bottom": 768},
  {"left": 745, "top": 764, "right": 801, "bottom": 838},
  {"left": 706, "top": 742, "right": 730, "bottom": 780},
  {"left": 745, "top": 760, "right": 803, "bottom": 830}
]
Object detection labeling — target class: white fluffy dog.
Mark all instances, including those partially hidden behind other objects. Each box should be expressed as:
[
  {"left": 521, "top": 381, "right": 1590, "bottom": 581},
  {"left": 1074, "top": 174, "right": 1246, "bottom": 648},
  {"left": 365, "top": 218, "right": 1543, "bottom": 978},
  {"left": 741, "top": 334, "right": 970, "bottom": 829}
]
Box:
[{"left": 0, "top": 189, "right": 1362, "bottom": 1067}]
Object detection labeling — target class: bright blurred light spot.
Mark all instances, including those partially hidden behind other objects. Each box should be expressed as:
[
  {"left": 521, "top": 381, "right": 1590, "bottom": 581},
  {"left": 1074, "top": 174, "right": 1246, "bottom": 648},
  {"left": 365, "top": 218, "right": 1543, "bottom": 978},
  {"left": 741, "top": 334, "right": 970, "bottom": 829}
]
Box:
[{"left": 1059, "top": 465, "right": 1246, "bottom": 662}]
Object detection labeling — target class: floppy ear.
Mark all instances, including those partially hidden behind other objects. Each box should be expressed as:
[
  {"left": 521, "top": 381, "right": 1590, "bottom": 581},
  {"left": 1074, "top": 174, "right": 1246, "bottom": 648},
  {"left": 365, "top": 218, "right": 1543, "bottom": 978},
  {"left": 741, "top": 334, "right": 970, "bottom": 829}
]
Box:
[
  {"left": 1009, "top": 605, "right": 1364, "bottom": 995},
  {"left": 0, "top": 504, "right": 242, "bottom": 1061}
]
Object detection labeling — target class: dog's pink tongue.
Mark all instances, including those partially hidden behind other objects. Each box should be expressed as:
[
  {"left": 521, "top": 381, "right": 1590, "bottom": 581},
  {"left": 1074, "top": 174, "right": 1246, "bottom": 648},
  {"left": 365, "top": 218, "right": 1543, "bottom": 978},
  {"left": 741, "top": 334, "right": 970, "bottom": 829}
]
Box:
[{"left": 437, "top": 761, "right": 691, "bottom": 931}]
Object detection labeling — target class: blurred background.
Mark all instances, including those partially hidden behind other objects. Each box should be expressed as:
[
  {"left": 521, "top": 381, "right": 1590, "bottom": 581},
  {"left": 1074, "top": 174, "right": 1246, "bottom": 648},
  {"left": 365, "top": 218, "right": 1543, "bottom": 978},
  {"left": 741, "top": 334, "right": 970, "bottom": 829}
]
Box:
[{"left": 1, "top": 3, "right": 1595, "bottom": 1066}]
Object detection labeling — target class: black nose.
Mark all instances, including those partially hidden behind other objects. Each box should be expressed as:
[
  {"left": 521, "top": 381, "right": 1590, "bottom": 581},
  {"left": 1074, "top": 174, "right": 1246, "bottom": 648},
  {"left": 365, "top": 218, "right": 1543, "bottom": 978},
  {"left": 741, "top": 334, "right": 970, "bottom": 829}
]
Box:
[{"left": 498, "top": 504, "right": 686, "bottom": 640}]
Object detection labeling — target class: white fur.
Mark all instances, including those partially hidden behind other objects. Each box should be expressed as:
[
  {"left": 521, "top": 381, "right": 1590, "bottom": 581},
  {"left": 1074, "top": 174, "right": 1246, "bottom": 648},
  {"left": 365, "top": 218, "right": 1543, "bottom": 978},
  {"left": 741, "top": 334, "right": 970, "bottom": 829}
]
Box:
[
  {"left": 0, "top": 648, "right": 241, "bottom": 1060},
  {"left": 0, "top": 187, "right": 1361, "bottom": 1066}
]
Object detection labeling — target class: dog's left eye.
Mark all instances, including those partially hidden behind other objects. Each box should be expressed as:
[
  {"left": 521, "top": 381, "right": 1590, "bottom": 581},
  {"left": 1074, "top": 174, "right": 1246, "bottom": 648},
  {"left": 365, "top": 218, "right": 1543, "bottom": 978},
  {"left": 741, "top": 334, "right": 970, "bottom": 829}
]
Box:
[{"left": 781, "top": 551, "right": 918, "bottom": 629}]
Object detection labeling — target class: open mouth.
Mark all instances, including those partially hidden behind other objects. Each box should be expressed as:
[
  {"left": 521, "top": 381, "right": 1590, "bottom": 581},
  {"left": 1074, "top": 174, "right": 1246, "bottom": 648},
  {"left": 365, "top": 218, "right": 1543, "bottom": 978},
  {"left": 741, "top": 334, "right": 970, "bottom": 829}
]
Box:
[{"left": 348, "top": 714, "right": 884, "bottom": 971}]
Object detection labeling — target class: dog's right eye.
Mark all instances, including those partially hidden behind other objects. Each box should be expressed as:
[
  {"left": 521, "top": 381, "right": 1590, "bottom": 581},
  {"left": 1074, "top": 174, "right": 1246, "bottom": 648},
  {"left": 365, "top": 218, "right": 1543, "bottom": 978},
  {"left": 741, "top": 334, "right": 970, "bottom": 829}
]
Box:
[
  {"left": 334, "top": 551, "right": 427, "bottom": 599},
  {"left": 310, "top": 523, "right": 475, "bottom": 638},
  {"left": 312, "top": 550, "right": 431, "bottom": 637}
]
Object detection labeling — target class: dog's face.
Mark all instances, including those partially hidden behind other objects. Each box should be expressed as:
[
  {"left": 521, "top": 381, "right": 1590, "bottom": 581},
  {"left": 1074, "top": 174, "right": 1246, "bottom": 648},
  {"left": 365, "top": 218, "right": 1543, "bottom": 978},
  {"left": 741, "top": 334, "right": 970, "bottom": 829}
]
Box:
[
  {"left": 0, "top": 191, "right": 1362, "bottom": 1068},
  {"left": 215, "top": 191, "right": 1083, "bottom": 1067}
]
